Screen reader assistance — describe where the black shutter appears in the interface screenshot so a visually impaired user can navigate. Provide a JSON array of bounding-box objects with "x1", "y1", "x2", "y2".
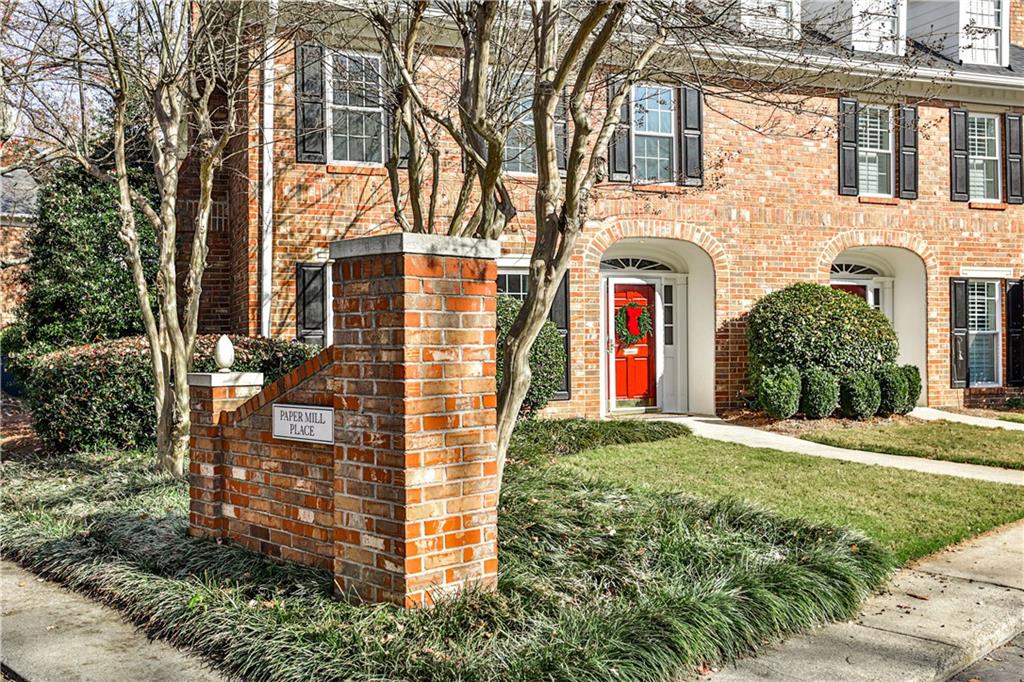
[
  {"x1": 679, "y1": 87, "x2": 704, "y2": 187},
  {"x1": 608, "y1": 79, "x2": 631, "y2": 182},
  {"x1": 950, "y1": 108, "x2": 970, "y2": 202},
  {"x1": 296, "y1": 263, "x2": 326, "y2": 347},
  {"x1": 295, "y1": 43, "x2": 326, "y2": 164},
  {"x1": 838, "y1": 97, "x2": 859, "y2": 196},
  {"x1": 1008, "y1": 279, "x2": 1024, "y2": 386},
  {"x1": 556, "y1": 88, "x2": 569, "y2": 175},
  {"x1": 950, "y1": 277, "x2": 969, "y2": 388},
  {"x1": 548, "y1": 275, "x2": 571, "y2": 400},
  {"x1": 899, "y1": 105, "x2": 919, "y2": 200},
  {"x1": 1005, "y1": 112, "x2": 1023, "y2": 204}
]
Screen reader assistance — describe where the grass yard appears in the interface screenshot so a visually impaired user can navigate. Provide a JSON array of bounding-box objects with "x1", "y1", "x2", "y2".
[
  {"x1": 1, "y1": 419, "x2": 893, "y2": 682},
  {"x1": 1000, "y1": 413, "x2": 1024, "y2": 425},
  {"x1": 561, "y1": 434, "x2": 1024, "y2": 563},
  {"x1": 797, "y1": 419, "x2": 1024, "y2": 471}
]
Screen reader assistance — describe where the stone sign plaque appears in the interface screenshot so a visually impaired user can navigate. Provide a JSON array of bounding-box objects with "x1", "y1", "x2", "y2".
[{"x1": 272, "y1": 404, "x2": 334, "y2": 445}]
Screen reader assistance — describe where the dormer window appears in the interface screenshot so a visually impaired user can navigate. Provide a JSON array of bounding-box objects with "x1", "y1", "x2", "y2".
[
  {"x1": 852, "y1": 0, "x2": 905, "y2": 55},
  {"x1": 961, "y1": 0, "x2": 1006, "y2": 66},
  {"x1": 741, "y1": 0, "x2": 798, "y2": 40}
]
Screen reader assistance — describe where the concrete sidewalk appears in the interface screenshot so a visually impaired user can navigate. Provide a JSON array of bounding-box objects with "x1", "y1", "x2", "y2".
[
  {"x1": 708, "y1": 521, "x2": 1024, "y2": 682},
  {"x1": 911, "y1": 406, "x2": 1024, "y2": 432},
  {"x1": 666, "y1": 416, "x2": 1024, "y2": 486},
  {"x1": 0, "y1": 562, "x2": 225, "y2": 682}
]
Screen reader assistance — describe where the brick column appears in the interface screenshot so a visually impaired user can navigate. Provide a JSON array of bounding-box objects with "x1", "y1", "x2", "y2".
[
  {"x1": 330, "y1": 233, "x2": 500, "y2": 607},
  {"x1": 187, "y1": 372, "x2": 264, "y2": 538}
]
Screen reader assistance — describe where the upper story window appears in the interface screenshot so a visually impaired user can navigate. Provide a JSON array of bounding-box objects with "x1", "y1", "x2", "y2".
[
  {"x1": 504, "y1": 96, "x2": 537, "y2": 175},
  {"x1": 631, "y1": 85, "x2": 676, "y2": 183},
  {"x1": 741, "y1": 0, "x2": 797, "y2": 40},
  {"x1": 858, "y1": 105, "x2": 894, "y2": 196},
  {"x1": 327, "y1": 53, "x2": 384, "y2": 165},
  {"x1": 967, "y1": 113, "x2": 1001, "y2": 201},
  {"x1": 852, "y1": 0, "x2": 904, "y2": 55},
  {"x1": 961, "y1": 0, "x2": 1004, "y2": 65}
]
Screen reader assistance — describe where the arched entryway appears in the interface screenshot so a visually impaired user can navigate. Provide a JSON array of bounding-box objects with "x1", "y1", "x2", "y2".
[
  {"x1": 599, "y1": 238, "x2": 715, "y2": 416},
  {"x1": 829, "y1": 246, "x2": 928, "y2": 404}
]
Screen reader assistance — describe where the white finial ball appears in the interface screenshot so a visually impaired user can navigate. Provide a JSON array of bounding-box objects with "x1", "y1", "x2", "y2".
[{"x1": 214, "y1": 335, "x2": 235, "y2": 372}]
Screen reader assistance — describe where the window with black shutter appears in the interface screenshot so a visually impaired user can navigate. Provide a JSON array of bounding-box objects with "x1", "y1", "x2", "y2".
[
  {"x1": 837, "y1": 97, "x2": 859, "y2": 196},
  {"x1": 1005, "y1": 112, "x2": 1023, "y2": 204},
  {"x1": 679, "y1": 86, "x2": 704, "y2": 187},
  {"x1": 1008, "y1": 279, "x2": 1024, "y2": 386},
  {"x1": 296, "y1": 263, "x2": 327, "y2": 347},
  {"x1": 950, "y1": 277, "x2": 969, "y2": 388},
  {"x1": 607, "y1": 79, "x2": 632, "y2": 182},
  {"x1": 497, "y1": 270, "x2": 571, "y2": 400},
  {"x1": 295, "y1": 43, "x2": 326, "y2": 164}
]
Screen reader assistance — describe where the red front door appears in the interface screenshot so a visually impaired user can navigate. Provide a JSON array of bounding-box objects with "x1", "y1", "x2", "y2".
[
  {"x1": 612, "y1": 283, "x2": 656, "y2": 408},
  {"x1": 832, "y1": 283, "x2": 868, "y2": 301}
]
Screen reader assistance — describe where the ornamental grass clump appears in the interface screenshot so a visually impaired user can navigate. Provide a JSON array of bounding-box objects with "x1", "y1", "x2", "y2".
[
  {"x1": 0, "y1": 419, "x2": 893, "y2": 682},
  {"x1": 840, "y1": 371, "x2": 882, "y2": 420}
]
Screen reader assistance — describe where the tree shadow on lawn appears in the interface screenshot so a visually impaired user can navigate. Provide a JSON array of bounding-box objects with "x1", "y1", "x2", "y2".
[{"x1": 2, "y1": 447, "x2": 897, "y2": 682}]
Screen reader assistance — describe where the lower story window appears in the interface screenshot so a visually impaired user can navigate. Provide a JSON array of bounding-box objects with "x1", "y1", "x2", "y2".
[{"x1": 968, "y1": 280, "x2": 1001, "y2": 384}]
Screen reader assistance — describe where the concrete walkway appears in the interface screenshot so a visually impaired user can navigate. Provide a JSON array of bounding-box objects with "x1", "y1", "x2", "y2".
[
  {"x1": 666, "y1": 416, "x2": 1024, "y2": 486},
  {"x1": 911, "y1": 406, "x2": 1024, "y2": 432},
  {"x1": 707, "y1": 521, "x2": 1024, "y2": 682},
  {"x1": 0, "y1": 561, "x2": 225, "y2": 682}
]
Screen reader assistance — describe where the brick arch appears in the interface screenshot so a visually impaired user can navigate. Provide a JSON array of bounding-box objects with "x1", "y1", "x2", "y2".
[
  {"x1": 582, "y1": 219, "x2": 729, "y2": 275},
  {"x1": 817, "y1": 230, "x2": 937, "y2": 277}
]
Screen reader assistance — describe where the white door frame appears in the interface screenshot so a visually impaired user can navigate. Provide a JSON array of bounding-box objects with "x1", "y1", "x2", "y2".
[
  {"x1": 830, "y1": 275, "x2": 895, "y2": 322},
  {"x1": 601, "y1": 275, "x2": 665, "y2": 416}
]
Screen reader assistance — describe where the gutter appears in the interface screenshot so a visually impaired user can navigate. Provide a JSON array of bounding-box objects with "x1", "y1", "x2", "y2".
[{"x1": 259, "y1": 0, "x2": 279, "y2": 338}]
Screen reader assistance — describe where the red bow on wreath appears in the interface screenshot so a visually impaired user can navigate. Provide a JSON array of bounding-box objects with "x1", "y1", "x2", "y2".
[{"x1": 615, "y1": 302, "x2": 653, "y2": 346}]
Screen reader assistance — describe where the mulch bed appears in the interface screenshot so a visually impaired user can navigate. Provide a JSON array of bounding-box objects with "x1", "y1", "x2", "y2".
[
  {"x1": 1, "y1": 393, "x2": 41, "y2": 460},
  {"x1": 722, "y1": 409, "x2": 923, "y2": 436}
]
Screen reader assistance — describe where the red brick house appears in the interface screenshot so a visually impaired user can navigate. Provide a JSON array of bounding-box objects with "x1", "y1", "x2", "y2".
[{"x1": 182, "y1": 0, "x2": 1024, "y2": 418}]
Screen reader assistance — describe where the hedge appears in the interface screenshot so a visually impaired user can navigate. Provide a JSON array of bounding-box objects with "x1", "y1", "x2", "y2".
[
  {"x1": 23, "y1": 335, "x2": 318, "y2": 452},
  {"x1": 496, "y1": 295, "x2": 566, "y2": 416},
  {"x1": 756, "y1": 364, "x2": 801, "y2": 419},
  {"x1": 747, "y1": 283, "x2": 898, "y2": 380},
  {"x1": 800, "y1": 367, "x2": 840, "y2": 419},
  {"x1": 901, "y1": 365, "x2": 922, "y2": 413},
  {"x1": 840, "y1": 371, "x2": 882, "y2": 420},
  {"x1": 875, "y1": 364, "x2": 909, "y2": 416}
]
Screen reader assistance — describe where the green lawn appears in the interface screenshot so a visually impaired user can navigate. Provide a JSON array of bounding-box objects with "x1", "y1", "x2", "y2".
[
  {"x1": 1000, "y1": 413, "x2": 1024, "y2": 425},
  {"x1": 798, "y1": 420, "x2": 1024, "y2": 470},
  {"x1": 562, "y1": 435, "x2": 1024, "y2": 563},
  {"x1": 0, "y1": 420, "x2": 894, "y2": 682}
]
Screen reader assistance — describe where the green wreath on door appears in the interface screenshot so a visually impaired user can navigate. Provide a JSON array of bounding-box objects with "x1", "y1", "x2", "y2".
[{"x1": 615, "y1": 303, "x2": 653, "y2": 346}]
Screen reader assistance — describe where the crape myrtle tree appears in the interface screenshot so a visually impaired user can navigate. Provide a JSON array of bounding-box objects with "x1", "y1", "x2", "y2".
[
  {"x1": 333, "y1": 0, "x2": 934, "y2": 481},
  {"x1": 4, "y1": 1, "x2": 297, "y2": 476}
]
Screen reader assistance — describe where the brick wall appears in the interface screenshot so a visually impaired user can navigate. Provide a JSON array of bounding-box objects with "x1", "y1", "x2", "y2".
[
  {"x1": 0, "y1": 218, "x2": 31, "y2": 329},
  {"x1": 185, "y1": 37, "x2": 1024, "y2": 416},
  {"x1": 189, "y1": 233, "x2": 500, "y2": 607}
]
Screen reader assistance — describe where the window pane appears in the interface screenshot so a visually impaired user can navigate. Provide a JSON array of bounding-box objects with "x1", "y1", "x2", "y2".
[
  {"x1": 504, "y1": 119, "x2": 537, "y2": 174},
  {"x1": 968, "y1": 333, "x2": 998, "y2": 383},
  {"x1": 634, "y1": 135, "x2": 674, "y2": 182},
  {"x1": 859, "y1": 151, "x2": 892, "y2": 194},
  {"x1": 332, "y1": 110, "x2": 382, "y2": 163},
  {"x1": 743, "y1": 0, "x2": 793, "y2": 38},
  {"x1": 497, "y1": 273, "x2": 529, "y2": 301},
  {"x1": 857, "y1": 107, "x2": 892, "y2": 195},
  {"x1": 633, "y1": 86, "x2": 674, "y2": 134},
  {"x1": 963, "y1": 0, "x2": 1001, "y2": 64},
  {"x1": 333, "y1": 55, "x2": 380, "y2": 108},
  {"x1": 966, "y1": 115, "x2": 999, "y2": 200}
]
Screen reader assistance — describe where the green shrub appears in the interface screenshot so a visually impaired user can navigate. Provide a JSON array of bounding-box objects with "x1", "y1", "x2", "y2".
[
  {"x1": 800, "y1": 367, "x2": 840, "y2": 419},
  {"x1": 900, "y1": 365, "x2": 922, "y2": 414},
  {"x1": 24, "y1": 335, "x2": 318, "y2": 452},
  {"x1": 1007, "y1": 397, "x2": 1024, "y2": 409},
  {"x1": 18, "y1": 165, "x2": 157, "y2": 350},
  {"x1": 875, "y1": 365, "x2": 909, "y2": 416},
  {"x1": 756, "y1": 364, "x2": 801, "y2": 419},
  {"x1": 496, "y1": 295, "x2": 566, "y2": 416},
  {"x1": 840, "y1": 371, "x2": 882, "y2": 420},
  {"x1": 746, "y1": 283, "x2": 898, "y2": 382}
]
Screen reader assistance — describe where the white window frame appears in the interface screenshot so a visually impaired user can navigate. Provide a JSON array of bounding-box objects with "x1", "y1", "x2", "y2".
[
  {"x1": 966, "y1": 112, "x2": 1001, "y2": 203},
  {"x1": 325, "y1": 50, "x2": 385, "y2": 167},
  {"x1": 630, "y1": 83, "x2": 677, "y2": 185},
  {"x1": 496, "y1": 267, "x2": 530, "y2": 301},
  {"x1": 740, "y1": 0, "x2": 800, "y2": 40},
  {"x1": 960, "y1": 0, "x2": 1008, "y2": 67},
  {"x1": 851, "y1": 0, "x2": 906, "y2": 56},
  {"x1": 967, "y1": 279, "x2": 1002, "y2": 387},
  {"x1": 857, "y1": 105, "x2": 895, "y2": 198}
]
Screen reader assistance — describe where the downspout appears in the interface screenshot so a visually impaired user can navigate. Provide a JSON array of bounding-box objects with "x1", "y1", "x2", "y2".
[{"x1": 259, "y1": 0, "x2": 279, "y2": 337}]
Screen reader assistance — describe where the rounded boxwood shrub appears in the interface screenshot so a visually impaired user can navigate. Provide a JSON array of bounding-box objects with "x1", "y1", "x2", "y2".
[
  {"x1": 747, "y1": 283, "x2": 898, "y2": 379},
  {"x1": 756, "y1": 364, "x2": 801, "y2": 419},
  {"x1": 800, "y1": 366, "x2": 840, "y2": 419},
  {"x1": 840, "y1": 371, "x2": 882, "y2": 420},
  {"x1": 900, "y1": 365, "x2": 922, "y2": 414},
  {"x1": 496, "y1": 295, "x2": 566, "y2": 416},
  {"x1": 23, "y1": 335, "x2": 318, "y2": 452},
  {"x1": 875, "y1": 364, "x2": 909, "y2": 416}
]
